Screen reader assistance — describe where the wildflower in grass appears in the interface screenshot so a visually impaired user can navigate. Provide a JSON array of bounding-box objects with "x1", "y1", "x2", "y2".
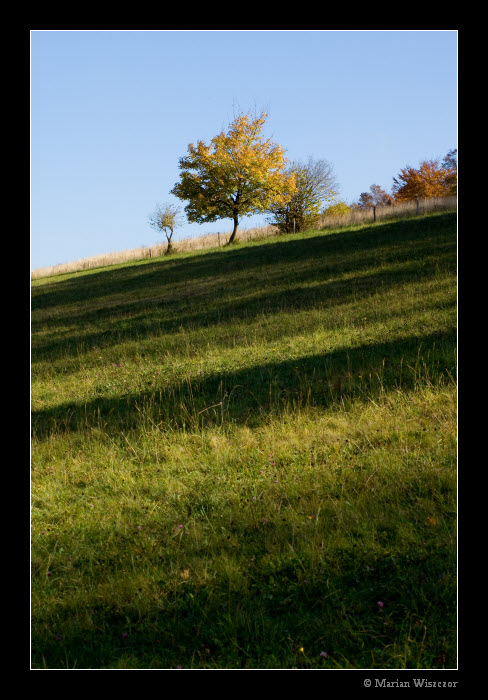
[
  {"x1": 41, "y1": 531, "x2": 47, "y2": 535},
  {"x1": 377, "y1": 601, "x2": 384, "y2": 608},
  {"x1": 122, "y1": 632, "x2": 128, "y2": 638},
  {"x1": 299, "y1": 647, "x2": 304, "y2": 653},
  {"x1": 428, "y1": 517, "x2": 437, "y2": 526},
  {"x1": 137, "y1": 525, "x2": 141, "y2": 530},
  {"x1": 320, "y1": 651, "x2": 328, "y2": 658},
  {"x1": 47, "y1": 571, "x2": 52, "y2": 577},
  {"x1": 263, "y1": 518, "x2": 269, "y2": 523}
]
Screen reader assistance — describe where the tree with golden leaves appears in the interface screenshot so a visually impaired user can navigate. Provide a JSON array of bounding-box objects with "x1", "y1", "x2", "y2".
[{"x1": 171, "y1": 111, "x2": 296, "y2": 244}]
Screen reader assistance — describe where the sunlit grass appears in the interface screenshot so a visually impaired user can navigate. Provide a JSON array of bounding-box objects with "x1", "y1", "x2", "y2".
[{"x1": 31, "y1": 212, "x2": 457, "y2": 669}]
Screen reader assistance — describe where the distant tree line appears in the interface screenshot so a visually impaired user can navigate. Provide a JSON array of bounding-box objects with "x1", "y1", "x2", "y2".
[
  {"x1": 150, "y1": 110, "x2": 457, "y2": 250},
  {"x1": 346, "y1": 149, "x2": 457, "y2": 215}
]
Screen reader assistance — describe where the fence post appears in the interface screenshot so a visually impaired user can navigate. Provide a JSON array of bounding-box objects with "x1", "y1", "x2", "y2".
[
  {"x1": 416, "y1": 198, "x2": 419, "y2": 215},
  {"x1": 373, "y1": 205, "x2": 376, "y2": 222},
  {"x1": 149, "y1": 248, "x2": 152, "y2": 258},
  {"x1": 293, "y1": 217, "x2": 296, "y2": 234},
  {"x1": 218, "y1": 232, "x2": 220, "y2": 247}
]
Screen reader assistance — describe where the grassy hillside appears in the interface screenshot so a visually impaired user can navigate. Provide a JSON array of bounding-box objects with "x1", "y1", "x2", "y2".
[{"x1": 31, "y1": 212, "x2": 457, "y2": 669}]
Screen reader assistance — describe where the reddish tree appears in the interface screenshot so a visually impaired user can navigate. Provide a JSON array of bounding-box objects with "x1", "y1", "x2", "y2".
[
  {"x1": 357, "y1": 184, "x2": 393, "y2": 209},
  {"x1": 392, "y1": 157, "x2": 454, "y2": 202}
]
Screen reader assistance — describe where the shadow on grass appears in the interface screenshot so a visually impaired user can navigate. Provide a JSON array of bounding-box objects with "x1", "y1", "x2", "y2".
[
  {"x1": 31, "y1": 214, "x2": 457, "y2": 669},
  {"x1": 31, "y1": 519, "x2": 456, "y2": 669},
  {"x1": 31, "y1": 215, "x2": 456, "y2": 364},
  {"x1": 32, "y1": 258, "x2": 455, "y2": 365},
  {"x1": 32, "y1": 213, "x2": 456, "y2": 312},
  {"x1": 32, "y1": 329, "x2": 456, "y2": 440}
]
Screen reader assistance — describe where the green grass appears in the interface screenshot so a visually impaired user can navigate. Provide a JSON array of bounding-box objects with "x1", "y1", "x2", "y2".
[{"x1": 31, "y1": 212, "x2": 457, "y2": 669}]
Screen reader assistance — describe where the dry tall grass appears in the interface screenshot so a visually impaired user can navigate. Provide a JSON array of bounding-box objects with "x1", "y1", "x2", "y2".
[
  {"x1": 30, "y1": 225, "x2": 279, "y2": 281},
  {"x1": 317, "y1": 195, "x2": 457, "y2": 230},
  {"x1": 31, "y1": 196, "x2": 456, "y2": 281}
]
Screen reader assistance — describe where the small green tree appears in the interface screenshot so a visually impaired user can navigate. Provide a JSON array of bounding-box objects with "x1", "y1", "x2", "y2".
[
  {"x1": 267, "y1": 157, "x2": 338, "y2": 234},
  {"x1": 148, "y1": 202, "x2": 183, "y2": 255}
]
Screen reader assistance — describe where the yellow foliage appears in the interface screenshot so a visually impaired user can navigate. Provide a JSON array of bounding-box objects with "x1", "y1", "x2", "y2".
[
  {"x1": 171, "y1": 111, "x2": 296, "y2": 242},
  {"x1": 322, "y1": 201, "x2": 350, "y2": 217}
]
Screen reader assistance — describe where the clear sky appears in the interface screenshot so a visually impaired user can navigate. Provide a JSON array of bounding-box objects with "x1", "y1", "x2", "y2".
[{"x1": 30, "y1": 29, "x2": 457, "y2": 270}]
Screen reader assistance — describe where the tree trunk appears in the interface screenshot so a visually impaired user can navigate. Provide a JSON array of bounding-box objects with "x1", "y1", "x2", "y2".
[
  {"x1": 165, "y1": 231, "x2": 174, "y2": 255},
  {"x1": 227, "y1": 216, "x2": 239, "y2": 244}
]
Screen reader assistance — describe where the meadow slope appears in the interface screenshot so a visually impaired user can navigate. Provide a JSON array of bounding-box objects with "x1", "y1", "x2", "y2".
[{"x1": 31, "y1": 212, "x2": 457, "y2": 669}]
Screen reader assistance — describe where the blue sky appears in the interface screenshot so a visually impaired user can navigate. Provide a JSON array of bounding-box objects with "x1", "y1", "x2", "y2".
[{"x1": 30, "y1": 30, "x2": 457, "y2": 270}]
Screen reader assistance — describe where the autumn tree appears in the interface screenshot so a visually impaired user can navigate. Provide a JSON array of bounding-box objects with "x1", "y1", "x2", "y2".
[
  {"x1": 170, "y1": 111, "x2": 296, "y2": 244},
  {"x1": 148, "y1": 202, "x2": 183, "y2": 254},
  {"x1": 357, "y1": 191, "x2": 374, "y2": 209},
  {"x1": 267, "y1": 157, "x2": 338, "y2": 234},
  {"x1": 357, "y1": 184, "x2": 393, "y2": 209},
  {"x1": 392, "y1": 152, "x2": 457, "y2": 202}
]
